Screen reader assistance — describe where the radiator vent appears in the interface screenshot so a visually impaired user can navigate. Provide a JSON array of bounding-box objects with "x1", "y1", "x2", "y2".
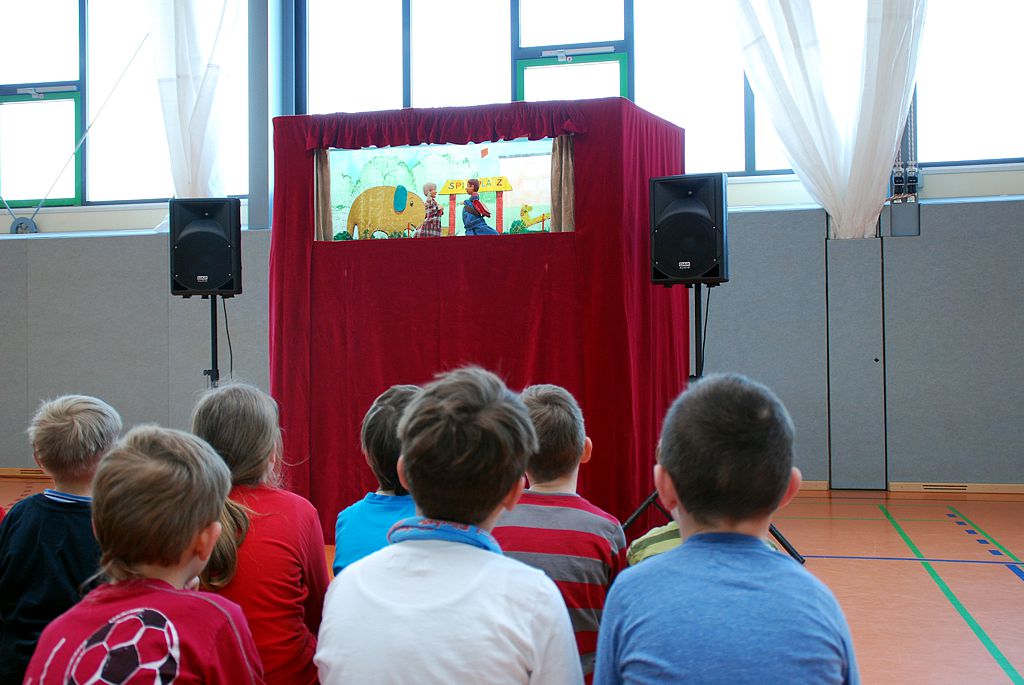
[{"x1": 921, "y1": 483, "x2": 968, "y2": 491}]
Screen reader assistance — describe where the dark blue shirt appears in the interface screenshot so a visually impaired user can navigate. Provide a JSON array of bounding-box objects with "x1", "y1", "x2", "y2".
[{"x1": 0, "y1": 492, "x2": 101, "y2": 683}]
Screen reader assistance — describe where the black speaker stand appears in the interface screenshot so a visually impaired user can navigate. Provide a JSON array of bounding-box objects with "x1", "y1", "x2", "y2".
[
  {"x1": 203, "y1": 294, "x2": 220, "y2": 387},
  {"x1": 623, "y1": 490, "x2": 804, "y2": 564},
  {"x1": 623, "y1": 281, "x2": 804, "y2": 564}
]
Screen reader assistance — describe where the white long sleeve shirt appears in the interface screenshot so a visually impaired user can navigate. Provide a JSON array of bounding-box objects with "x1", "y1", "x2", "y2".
[{"x1": 316, "y1": 539, "x2": 583, "y2": 685}]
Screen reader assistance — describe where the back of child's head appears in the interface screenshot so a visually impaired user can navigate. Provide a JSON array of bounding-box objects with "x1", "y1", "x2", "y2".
[
  {"x1": 92, "y1": 425, "x2": 230, "y2": 582},
  {"x1": 189, "y1": 383, "x2": 281, "y2": 588},
  {"x1": 519, "y1": 384, "x2": 586, "y2": 483},
  {"x1": 361, "y1": 385, "x2": 420, "y2": 496},
  {"x1": 28, "y1": 395, "x2": 122, "y2": 482},
  {"x1": 190, "y1": 382, "x2": 280, "y2": 487},
  {"x1": 658, "y1": 373, "x2": 794, "y2": 526},
  {"x1": 397, "y1": 366, "x2": 537, "y2": 525},
  {"x1": 467, "y1": 178, "x2": 480, "y2": 192}
]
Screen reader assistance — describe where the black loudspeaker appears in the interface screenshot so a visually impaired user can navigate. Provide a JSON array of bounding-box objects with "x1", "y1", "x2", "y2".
[
  {"x1": 170, "y1": 198, "x2": 242, "y2": 297},
  {"x1": 650, "y1": 173, "x2": 728, "y2": 286}
]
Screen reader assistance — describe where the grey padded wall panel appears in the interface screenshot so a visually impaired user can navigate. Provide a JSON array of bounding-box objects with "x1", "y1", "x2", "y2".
[
  {"x1": 168, "y1": 230, "x2": 271, "y2": 430},
  {"x1": 703, "y1": 208, "x2": 829, "y2": 481},
  {"x1": 827, "y1": 237, "x2": 887, "y2": 489},
  {"x1": 26, "y1": 235, "x2": 172, "y2": 434},
  {"x1": 0, "y1": 240, "x2": 29, "y2": 465},
  {"x1": 884, "y1": 200, "x2": 1024, "y2": 483},
  {"x1": 0, "y1": 230, "x2": 271, "y2": 468}
]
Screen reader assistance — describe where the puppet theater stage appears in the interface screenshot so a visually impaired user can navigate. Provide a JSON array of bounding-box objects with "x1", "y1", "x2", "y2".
[{"x1": 269, "y1": 97, "x2": 689, "y2": 540}]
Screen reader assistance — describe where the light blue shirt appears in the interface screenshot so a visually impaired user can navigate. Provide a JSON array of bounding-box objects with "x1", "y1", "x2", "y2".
[
  {"x1": 595, "y1": 532, "x2": 859, "y2": 685},
  {"x1": 332, "y1": 492, "x2": 416, "y2": 574}
]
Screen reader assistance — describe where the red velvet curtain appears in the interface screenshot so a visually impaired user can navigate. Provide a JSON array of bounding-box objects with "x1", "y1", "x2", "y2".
[{"x1": 270, "y1": 98, "x2": 688, "y2": 542}]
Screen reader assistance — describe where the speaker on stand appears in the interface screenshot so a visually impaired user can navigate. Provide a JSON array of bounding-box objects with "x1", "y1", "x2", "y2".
[
  {"x1": 169, "y1": 198, "x2": 242, "y2": 387},
  {"x1": 635, "y1": 173, "x2": 802, "y2": 562}
]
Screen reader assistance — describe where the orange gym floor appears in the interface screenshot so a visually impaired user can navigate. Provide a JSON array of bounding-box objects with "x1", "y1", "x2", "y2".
[{"x1": 3, "y1": 477, "x2": 1022, "y2": 684}]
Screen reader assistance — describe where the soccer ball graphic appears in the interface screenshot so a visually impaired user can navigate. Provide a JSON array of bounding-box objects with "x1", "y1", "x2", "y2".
[{"x1": 65, "y1": 608, "x2": 180, "y2": 684}]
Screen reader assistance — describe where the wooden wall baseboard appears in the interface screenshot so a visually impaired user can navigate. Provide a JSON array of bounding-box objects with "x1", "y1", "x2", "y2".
[
  {"x1": 889, "y1": 482, "x2": 1024, "y2": 494},
  {"x1": 800, "y1": 480, "x2": 829, "y2": 491},
  {"x1": 0, "y1": 467, "x2": 49, "y2": 480}
]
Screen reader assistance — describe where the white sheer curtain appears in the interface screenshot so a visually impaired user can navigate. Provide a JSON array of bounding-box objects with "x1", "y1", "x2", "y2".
[
  {"x1": 735, "y1": 0, "x2": 927, "y2": 239},
  {"x1": 151, "y1": 0, "x2": 241, "y2": 199}
]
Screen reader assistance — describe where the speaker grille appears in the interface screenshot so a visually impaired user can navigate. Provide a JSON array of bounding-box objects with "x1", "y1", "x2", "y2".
[
  {"x1": 174, "y1": 220, "x2": 234, "y2": 291},
  {"x1": 653, "y1": 198, "x2": 717, "y2": 279}
]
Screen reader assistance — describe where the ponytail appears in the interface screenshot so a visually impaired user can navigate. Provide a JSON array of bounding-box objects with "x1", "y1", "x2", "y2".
[{"x1": 200, "y1": 498, "x2": 251, "y2": 589}]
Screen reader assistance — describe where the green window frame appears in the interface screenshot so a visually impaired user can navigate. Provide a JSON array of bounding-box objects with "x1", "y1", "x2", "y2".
[
  {"x1": 0, "y1": 92, "x2": 83, "y2": 209},
  {"x1": 514, "y1": 53, "x2": 629, "y2": 101}
]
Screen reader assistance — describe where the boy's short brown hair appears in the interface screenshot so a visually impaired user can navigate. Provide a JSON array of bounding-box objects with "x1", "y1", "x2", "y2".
[
  {"x1": 397, "y1": 367, "x2": 537, "y2": 525},
  {"x1": 658, "y1": 373, "x2": 794, "y2": 526},
  {"x1": 27, "y1": 395, "x2": 122, "y2": 481},
  {"x1": 466, "y1": 178, "x2": 480, "y2": 192},
  {"x1": 92, "y1": 425, "x2": 231, "y2": 581},
  {"x1": 361, "y1": 385, "x2": 420, "y2": 496},
  {"x1": 519, "y1": 384, "x2": 586, "y2": 483}
]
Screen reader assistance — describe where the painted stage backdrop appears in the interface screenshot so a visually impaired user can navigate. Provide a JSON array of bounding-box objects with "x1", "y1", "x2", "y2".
[{"x1": 325, "y1": 138, "x2": 554, "y2": 239}]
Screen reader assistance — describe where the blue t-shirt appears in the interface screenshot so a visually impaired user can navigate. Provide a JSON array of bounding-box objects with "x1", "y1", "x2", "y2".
[
  {"x1": 333, "y1": 493, "x2": 417, "y2": 574},
  {"x1": 594, "y1": 532, "x2": 859, "y2": 685}
]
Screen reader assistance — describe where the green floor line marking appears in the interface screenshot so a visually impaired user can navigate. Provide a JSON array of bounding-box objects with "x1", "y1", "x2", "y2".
[
  {"x1": 948, "y1": 506, "x2": 1021, "y2": 562},
  {"x1": 880, "y1": 505, "x2": 1022, "y2": 684}
]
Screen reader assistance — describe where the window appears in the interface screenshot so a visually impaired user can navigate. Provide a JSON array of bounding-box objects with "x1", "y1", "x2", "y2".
[
  {"x1": 0, "y1": 95, "x2": 81, "y2": 207},
  {"x1": 915, "y1": 0, "x2": 1024, "y2": 164},
  {"x1": 518, "y1": 0, "x2": 624, "y2": 47},
  {"x1": 634, "y1": 1, "x2": 745, "y2": 173},
  {"x1": 518, "y1": 54, "x2": 627, "y2": 102},
  {"x1": 0, "y1": 0, "x2": 249, "y2": 211},
  {"x1": 307, "y1": 1, "x2": 403, "y2": 114},
  {"x1": 410, "y1": 0, "x2": 511, "y2": 108}
]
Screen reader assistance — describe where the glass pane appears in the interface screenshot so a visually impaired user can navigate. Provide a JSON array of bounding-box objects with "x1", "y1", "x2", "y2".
[
  {"x1": 754, "y1": 99, "x2": 790, "y2": 171},
  {"x1": 411, "y1": 0, "x2": 510, "y2": 107},
  {"x1": 522, "y1": 59, "x2": 622, "y2": 102},
  {"x1": 0, "y1": 99, "x2": 76, "y2": 201},
  {"x1": 308, "y1": 0, "x2": 403, "y2": 114},
  {"x1": 519, "y1": 0, "x2": 623, "y2": 47},
  {"x1": 916, "y1": 0, "x2": 1024, "y2": 162},
  {"x1": 87, "y1": 1, "x2": 248, "y2": 201},
  {"x1": 634, "y1": 0, "x2": 744, "y2": 173},
  {"x1": 0, "y1": 0, "x2": 79, "y2": 84}
]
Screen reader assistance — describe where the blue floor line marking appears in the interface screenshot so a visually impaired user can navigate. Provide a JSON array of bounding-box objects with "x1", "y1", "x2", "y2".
[
  {"x1": 978, "y1": 539, "x2": 990, "y2": 545},
  {"x1": 990, "y1": 550, "x2": 1004, "y2": 556},
  {"x1": 966, "y1": 529, "x2": 977, "y2": 534},
  {"x1": 1008, "y1": 565, "x2": 1024, "y2": 583},
  {"x1": 947, "y1": 513, "x2": 958, "y2": 517},
  {"x1": 805, "y1": 554, "x2": 1024, "y2": 565},
  {"x1": 956, "y1": 521, "x2": 967, "y2": 526}
]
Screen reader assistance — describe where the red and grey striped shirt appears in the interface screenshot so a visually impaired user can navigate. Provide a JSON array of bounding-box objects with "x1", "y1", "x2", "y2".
[{"x1": 492, "y1": 491, "x2": 626, "y2": 682}]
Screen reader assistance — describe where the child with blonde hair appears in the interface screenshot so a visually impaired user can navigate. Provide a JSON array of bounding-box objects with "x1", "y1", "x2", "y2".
[
  {"x1": 23, "y1": 425, "x2": 264, "y2": 684},
  {"x1": 192, "y1": 383, "x2": 329, "y2": 685},
  {"x1": 0, "y1": 395, "x2": 121, "y2": 684},
  {"x1": 332, "y1": 384, "x2": 419, "y2": 574}
]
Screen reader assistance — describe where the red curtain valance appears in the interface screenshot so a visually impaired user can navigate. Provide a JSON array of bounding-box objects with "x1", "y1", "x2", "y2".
[{"x1": 299, "y1": 100, "x2": 588, "y2": 150}]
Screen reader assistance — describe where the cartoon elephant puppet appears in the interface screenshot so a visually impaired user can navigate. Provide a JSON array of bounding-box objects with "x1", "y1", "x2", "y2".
[{"x1": 346, "y1": 185, "x2": 426, "y2": 238}]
